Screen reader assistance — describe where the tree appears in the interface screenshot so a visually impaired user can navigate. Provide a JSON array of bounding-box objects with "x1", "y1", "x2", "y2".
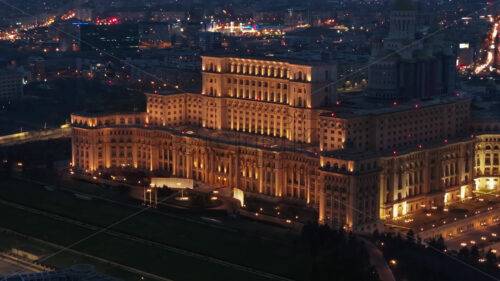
[
  {"x1": 406, "y1": 229, "x2": 415, "y2": 246},
  {"x1": 436, "y1": 236, "x2": 447, "y2": 251},
  {"x1": 429, "y1": 235, "x2": 447, "y2": 251},
  {"x1": 470, "y1": 245, "x2": 480, "y2": 262},
  {"x1": 458, "y1": 247, "x2": 470, "y2": 259},
  {"x1": 486, "y1": 249, "x2": 497, "y2": 265}
]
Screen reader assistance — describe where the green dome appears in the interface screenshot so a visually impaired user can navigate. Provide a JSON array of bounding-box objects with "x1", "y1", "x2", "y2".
[{"x1": 393, "y1": 0, "x2": 415, "y2": 11}]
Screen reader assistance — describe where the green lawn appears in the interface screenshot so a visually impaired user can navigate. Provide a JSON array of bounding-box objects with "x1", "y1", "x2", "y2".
[
  {"x1": 0, "y1": 178, "x2": 311, "y2": 280},
  {"x1": 0, "y1": 231, "x2": 143, "y2": 281}
]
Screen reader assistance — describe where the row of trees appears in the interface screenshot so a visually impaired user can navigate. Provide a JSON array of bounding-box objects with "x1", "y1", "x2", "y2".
[
  {"x1": 374, "y1": 230, "x2": 452, "y2": 281},
  {"x1": 301, "y1": 222, "x2": 379, "y2": 281},
  {"x1": 375, "y1": 229, "x2": 500, "y2": 281},
  {"x1": 0, "y1": 139, "x2": 71, "y2": 181}
]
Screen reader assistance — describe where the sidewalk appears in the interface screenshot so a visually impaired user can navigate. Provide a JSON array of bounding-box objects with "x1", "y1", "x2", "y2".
[{"x1": 360, "y1": 237, "x2": 396, "y2": 281}]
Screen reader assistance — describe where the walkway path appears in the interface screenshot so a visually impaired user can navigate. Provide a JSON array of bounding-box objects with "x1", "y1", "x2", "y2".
[{"x1": 360, "y1": 237, "x2": 396, "y2": 281}]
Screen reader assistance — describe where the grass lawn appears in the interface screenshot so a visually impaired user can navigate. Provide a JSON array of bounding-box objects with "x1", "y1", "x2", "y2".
[
  {"x1": 0, "y1": 201, "x2": 279, "y2": 281},
  {"x1": 0, "y1": 231, "x2": 143, "y2": 281},
  {"x1": 0, "y1": 178, "x2": 311, "y2": 280}
]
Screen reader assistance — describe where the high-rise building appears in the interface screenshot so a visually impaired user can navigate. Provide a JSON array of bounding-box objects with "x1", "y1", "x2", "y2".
[
  {"x1": 75, "y1": 6, "x2": 93, "y2": 22},
  {"x1": 0, "y1": 69, "x2": 23, "y2": 104},
  {"x1": 367, "y1": 0, "x2": 456, "y2": 100},
  {"x1": 457, "y1": 43, "x2": 474, "y2": 68},
  {"x1": 197, "y1": 31, "x2": 222, "y2": 52},
  {"x1": 80, "y1": 23, "x2": 139, "y2": 52}
]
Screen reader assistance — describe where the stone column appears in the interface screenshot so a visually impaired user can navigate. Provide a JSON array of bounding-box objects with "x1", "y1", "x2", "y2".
[
  {"x1": 186, "y1": 150, "x2": 192, "y2": 179},
  {"x1": 172, "y1": 144, "x2": 178, "y2": 176},
  {"x1": 306, "y1": 170, "x2": 311, "y2": 204},
  {"x1": 210, "y1": 150, "x2": 216, "y2": 184},
  {"x1": 258, "y1": 151, "x2": 264, "y2": 193},
  {"x1": 318, "y1": 175, "x2": 326, "y2": 224},
  {"x1": 347, "y1": 176, "x2": 356, "y2": 229},
  {"x1": 203, "y1": 151, "x2": 208, "y2": 182},
  {"x1": 379, "y1": 173, "x2": 386, "y2": 218},
  {"x1": 275, "y1": 158, "x2": 282, "y2": 196}
]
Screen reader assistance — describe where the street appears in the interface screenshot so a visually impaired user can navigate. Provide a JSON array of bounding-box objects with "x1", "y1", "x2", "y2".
[{"x1": 446, "y1": 224, "x2": 500, "y2": 251}]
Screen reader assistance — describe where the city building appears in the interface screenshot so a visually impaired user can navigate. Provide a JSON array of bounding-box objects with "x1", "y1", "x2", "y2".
[
  {"x1": 139, "y1": 22, "x2": 174, "y2": 45},
  {"x1": 80, "y1": 23, "x2": 139, "y2": 52},
  {"x1": 367, "y1": 0, "x2": 456, "y2": 100},
  {"x1": 0, "y1": 69, "x2": 24, "y2": 104},
  {"x1": 27, "y1": 56, "x2": 46, "y2": 82},
  {"x1": 71, "y1": 52, "x2": 493, "y2": 233},
  {"x1": 74, "y1": 5, "x2": 93, "y2": 22},
  {"x1": 457, "y1": 43, "x2": 474, "y2": 68},
  {"x1": 69, "y1": 1, "x2": 500, "y2": 233},
  {"x1": 285, "y1": 8, "x2": 310, "y2": 26},
  {"x1": 197, "y1": 31, "x2": 222, "y2": 52}
]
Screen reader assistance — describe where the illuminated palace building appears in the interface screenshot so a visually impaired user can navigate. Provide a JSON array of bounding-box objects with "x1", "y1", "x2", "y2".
[
  {"x1": 71, "y1": 2, "x2": 500, "y2": 232},
  {"x1": 71, "y1": 53, "x2": 500, "y2": 232}
]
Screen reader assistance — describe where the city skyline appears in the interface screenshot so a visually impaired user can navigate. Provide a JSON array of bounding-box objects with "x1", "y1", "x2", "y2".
[{"x1": 1, "y1": 0, "x2": 500, "y2": 281}]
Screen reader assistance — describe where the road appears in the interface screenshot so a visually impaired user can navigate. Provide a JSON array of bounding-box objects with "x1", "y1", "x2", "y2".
[
  {"x1": 0, "y1": 258, "x2": 37, "y2": 275},
  {"x1": 360, "y1": 238, "x2": 396, "y2": 281},
  {"x1": 475, "y1": 15, "x2": 500, "y2": 75},
  {"x1": 0, "y1": 127, "x2": 70, "y2": 147},
  {"x1": 446, "y1": 224, "x2": 500, "y2": 251}
]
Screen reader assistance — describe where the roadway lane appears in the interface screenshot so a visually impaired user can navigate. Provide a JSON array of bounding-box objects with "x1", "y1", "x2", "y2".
[
  {"x1": 360, "y1": 238, "x2": 396, "y2": 281},
  {"x1": 446, "y1": 224, "x2": 500, "y2": 251},
  {"x1": 0, "y1": 128, "x2": 70, "y2": 147},
  {"x1": 0, "y1": 258, "x2": 36, "y2": 275}
]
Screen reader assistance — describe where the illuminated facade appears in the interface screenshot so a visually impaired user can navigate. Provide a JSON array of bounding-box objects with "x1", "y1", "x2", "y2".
[{"x1": 71, "y1": 54, "x2": 500, "y2": 233}]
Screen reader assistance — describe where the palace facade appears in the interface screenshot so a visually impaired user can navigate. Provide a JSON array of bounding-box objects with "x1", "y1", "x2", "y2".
[{"x1": 71, "y1": 53, "x2": 500, "y2": 233}]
